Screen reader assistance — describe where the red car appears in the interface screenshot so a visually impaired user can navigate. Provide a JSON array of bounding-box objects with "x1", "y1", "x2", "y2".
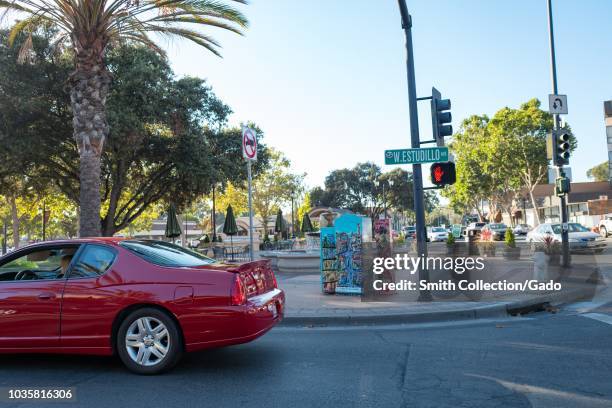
[{"x1": 0, "y1": 238, "x2": 284, "y2": 374}]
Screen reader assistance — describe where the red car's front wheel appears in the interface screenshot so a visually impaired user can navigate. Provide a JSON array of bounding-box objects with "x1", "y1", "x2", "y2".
[{"x1": 117, "y1": 308, "x2": 183, "y2": 375}]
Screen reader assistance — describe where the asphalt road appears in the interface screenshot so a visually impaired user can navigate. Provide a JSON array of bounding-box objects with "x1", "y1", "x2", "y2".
[{"x1": 1, "y1": 299, "x2": 612, "y2": 408}]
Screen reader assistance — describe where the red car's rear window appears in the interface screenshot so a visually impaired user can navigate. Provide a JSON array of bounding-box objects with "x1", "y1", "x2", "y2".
[{"x1": 120, "y1": 240, "x2": 214, "y2": 267}]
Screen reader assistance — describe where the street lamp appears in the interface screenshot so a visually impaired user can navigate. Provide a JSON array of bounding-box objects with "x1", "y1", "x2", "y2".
[
  {"x1": 290, "y1": 191, "x2": 295, "y2": 239},
  {"x1": 375, "y1": 179, "x2": 394, "y2": 220},
  {"x1": 211, "y1": 184, "x2": 217, "y2": 242}
]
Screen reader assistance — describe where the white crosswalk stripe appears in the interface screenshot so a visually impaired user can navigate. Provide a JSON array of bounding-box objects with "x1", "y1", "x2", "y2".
[{"x1": 581, "y1": 313, "x2": 612, "y2": 326}]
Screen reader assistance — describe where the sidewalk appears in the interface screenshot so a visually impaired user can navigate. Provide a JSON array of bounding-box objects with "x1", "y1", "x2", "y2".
[{"x1": 277, "y1": 272, "x2": 606, "y2": 327}]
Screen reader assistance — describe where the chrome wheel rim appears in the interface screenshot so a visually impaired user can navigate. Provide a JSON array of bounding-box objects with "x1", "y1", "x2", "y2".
[{"x1": 125, "y1": 317, "x2": 170, "y2": 367}]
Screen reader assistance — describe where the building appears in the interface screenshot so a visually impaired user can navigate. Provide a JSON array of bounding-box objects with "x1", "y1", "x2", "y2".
[{"x1": 516, "y1": 181, "x2": 612, "y2": 228}]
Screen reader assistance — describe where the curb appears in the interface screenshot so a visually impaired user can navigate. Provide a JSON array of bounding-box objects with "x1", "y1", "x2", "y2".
[{"x1": 279, "y1": 286, "x2": 598, "y2": 328}]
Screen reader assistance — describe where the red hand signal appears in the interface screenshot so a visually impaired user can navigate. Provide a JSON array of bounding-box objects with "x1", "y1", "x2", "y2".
[{"x1": 433, "y1": 165, "x2": 444, "y2": 182}]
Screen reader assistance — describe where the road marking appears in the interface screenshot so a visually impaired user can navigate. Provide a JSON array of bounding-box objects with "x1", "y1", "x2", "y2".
[
  {"x1": 581, "y1": 313, "x2": 612, "y2": 326},
  {"x1": 565, "y1": 299, "x2": 612, "y2": 313}
]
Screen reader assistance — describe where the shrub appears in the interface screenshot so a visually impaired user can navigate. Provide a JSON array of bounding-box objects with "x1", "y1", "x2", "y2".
[
  {"x1": 202, "y1": 235, "x2": 210, "y2": 244},
  {"x1": 504, "y1": 229, "x2": 516, "y2": 248},
  {"x1": 446, "y1": 233, "x2": 456, "y2": 246},
  {"x1": 217, "y1": 235, "x2": 223, "y2": 243}
]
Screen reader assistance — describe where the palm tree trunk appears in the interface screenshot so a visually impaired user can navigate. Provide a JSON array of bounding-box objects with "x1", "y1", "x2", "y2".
[{"x1": 70, "y1": 52, "x2": 111, "y2": 237}]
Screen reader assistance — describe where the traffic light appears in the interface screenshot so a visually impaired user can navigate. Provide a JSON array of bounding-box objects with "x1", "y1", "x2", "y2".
[
  {"x1": 430, "y1": 162, "x2": 456, "y2": 186},
  {"x1": 431, "y1": 87, "x2": 452, "y2": 147},
  {"x1": 554, "y1": 129, "x2": 571, "y2": 166},
  {"x1": 548, "y1": 129, "x2": 571, "y2": 166}
]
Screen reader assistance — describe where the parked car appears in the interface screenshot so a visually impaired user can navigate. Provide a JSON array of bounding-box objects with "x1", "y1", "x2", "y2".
[
  {"x1": 427, "y1": 226, "x2": 448, "y2": 242},
  {"x1": 527, "y1": 222, "x2": 606, "y2": 253},
  {"x1": 464, "y1": 222, "x2": 486, "y2": 241},
  {"x1": 598, "y1": 215, "x2": 612, "y2": 237},
  {"x1": 513, "y1": 223, "x2": 532, "y2": 235},
  {"x1": 482, "y1": 223, "x2": 508, "y2": 241},
  {"x1": 0, "y1": 238, "x2": 284, "y2": 374},
  {"x1": 403, "y1": 226, "x2": 416, "y2": 239}
]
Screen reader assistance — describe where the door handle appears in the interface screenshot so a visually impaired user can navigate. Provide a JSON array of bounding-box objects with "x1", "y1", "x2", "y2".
[{"x1": 38, "y1": 292, "x2": 56, "y2": 300}]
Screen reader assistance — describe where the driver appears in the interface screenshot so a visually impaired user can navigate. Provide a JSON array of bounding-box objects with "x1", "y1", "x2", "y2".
[{"x1": 57, "y1": 255, "x2": 73, "y2": 279}]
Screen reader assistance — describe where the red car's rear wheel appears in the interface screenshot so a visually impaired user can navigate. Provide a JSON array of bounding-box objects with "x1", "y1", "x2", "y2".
[{"x1": 117, "y1": 308, "x2": 183, "y2": 375}]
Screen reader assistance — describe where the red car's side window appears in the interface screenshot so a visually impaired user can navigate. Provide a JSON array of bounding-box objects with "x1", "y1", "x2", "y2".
[{"x1": 69, "y1": 245, "x2": 117, "y2": 279}]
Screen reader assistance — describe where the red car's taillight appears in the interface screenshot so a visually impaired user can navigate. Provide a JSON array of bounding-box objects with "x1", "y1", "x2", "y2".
[{"x1": 230, "y1": 274, "x2": 246, "y2": 305}]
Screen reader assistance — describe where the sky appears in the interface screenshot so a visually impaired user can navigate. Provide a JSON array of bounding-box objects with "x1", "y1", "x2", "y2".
[{"x1": 163, "y1": 0, "x2": 612, "y2": 190}]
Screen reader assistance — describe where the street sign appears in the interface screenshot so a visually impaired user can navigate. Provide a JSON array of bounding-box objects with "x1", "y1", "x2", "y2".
[
  {"x1": 242, "y1": 127, "x2": 258, "y2": 161},
  {"x1": 451, "y1": 224, "x2": 462, "y2": 239},
  {"x1": 549, "y1": 94, "x2": 568, "y2": 115},
  {"x1": 385, "y1": 147, "x2": 449, "y2": 165}
]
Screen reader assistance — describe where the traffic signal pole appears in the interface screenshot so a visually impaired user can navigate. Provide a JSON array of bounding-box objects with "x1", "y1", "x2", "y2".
[
  {"x1": 547, "y1": 0, "x2": 570, "y2": 267},
  {"x1": 397, "y1": 0, "x2": 431, "y2": 301}
]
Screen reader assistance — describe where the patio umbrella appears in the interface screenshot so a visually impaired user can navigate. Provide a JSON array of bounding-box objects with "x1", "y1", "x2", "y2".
[
  {"x1": 274, "y1": 209, "x2": 285, "y2": 237},
  {"x1": 301, "y1": 213, "x2": 314, "y2": 233},
  {"x1": 223, "y1": 205, "x2": 238, "y2": 260},
  {"x1": 165, "y1": 204, "x2": 181, "y2": 240}
]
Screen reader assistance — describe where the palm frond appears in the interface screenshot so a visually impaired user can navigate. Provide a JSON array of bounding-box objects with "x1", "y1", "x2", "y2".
[{"x1": 1, "y1": 0, "x2": 248, "y2": 59}]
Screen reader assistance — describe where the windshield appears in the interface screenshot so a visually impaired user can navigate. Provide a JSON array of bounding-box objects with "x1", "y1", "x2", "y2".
[
  {"x1": 431, "y1": 227, "x2": 445, "y2": 232},
  {"x1": 120, "y1": 240, "x2": 214, "y2": 267},
  {"x1": 489, "y1": 224, "x2": 506, "y2": 230},
  {"x1": 551, "y1": 223, "x2": 590, "y2": 234}
]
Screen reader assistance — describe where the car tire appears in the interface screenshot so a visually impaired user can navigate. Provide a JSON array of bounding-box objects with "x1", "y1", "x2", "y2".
[
  {"x1": 600, "y1": 226, "x2": 607, "y2": 238},
  {"x1": 116, "y1": 308, "x2": 183, "y2": 375}
]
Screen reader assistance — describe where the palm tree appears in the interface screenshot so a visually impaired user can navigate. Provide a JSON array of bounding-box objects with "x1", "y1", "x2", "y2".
[{"x1": 1, "y1": 0, "x2": 248, "y2": 236}]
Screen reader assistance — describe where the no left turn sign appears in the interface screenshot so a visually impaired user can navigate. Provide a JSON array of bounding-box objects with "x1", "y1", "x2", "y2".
[{"x1": 242, "y1": 127, "x2": 257, "y2": 161}]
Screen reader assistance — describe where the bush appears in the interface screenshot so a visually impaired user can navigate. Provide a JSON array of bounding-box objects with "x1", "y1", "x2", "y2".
[
  {"x1": 395, "y1": 234, "x2": 406, "y2": 244},
  {"x1": 504, "y1": 229, "x2": 516, "y2": 248},
  {"x1": 217, "y1": 235, "x2": 223, "y2": 243},
  {"x1": 202, "y1": 235, "x2": 210, "y2": 244},
  {"x1": 446, "y1": 233, "x2": 455, "y2": 246}
]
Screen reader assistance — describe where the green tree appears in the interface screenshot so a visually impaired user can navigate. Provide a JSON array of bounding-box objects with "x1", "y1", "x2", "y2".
[
  {"x1": 312, "y1": 163, "x2": 437, "y2": 221},
  {"x1": 487, "y1": 99, "x2": 559, "y2": 225},
  {"x1": 0, "y1": 37, "x2": 267, "y2": 236},
  {"x1": 443, "y1": 115, "x2": 492, "y2": 221},
  {"x1": 252, "y1": 149, "x2": 304, "y2": 237},
  {"x1": 587, "y1": 161, "x2": 608, "y2": 182},
  {"x1": 2, "y1": 0, "x2": 248, "y2": 237},
  {"x1": 216, "y1": 183, "x2": 248, "y2": 217},
  {"x1": 445, "y1": 99, "x2": 575, "y2": 225}
]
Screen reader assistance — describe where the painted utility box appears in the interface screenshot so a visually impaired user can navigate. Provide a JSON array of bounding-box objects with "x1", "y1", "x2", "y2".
[{"x1": 320, "y1": 214, "x2": 364, "y2": 295}]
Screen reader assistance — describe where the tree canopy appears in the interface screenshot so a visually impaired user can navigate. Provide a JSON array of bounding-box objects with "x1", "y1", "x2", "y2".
[
  {"x1": 443, "y1": 99, "x2": 576, "y2": 224},
  {"x1": 0, "y1": 32, "x2": 268, "y2": 237},
  {"x1": 310, "y1": 163, "x2": 437, "y2": 221},
  {"x1": 587, "y1": 162, "x2": 608, "y2": 182}
]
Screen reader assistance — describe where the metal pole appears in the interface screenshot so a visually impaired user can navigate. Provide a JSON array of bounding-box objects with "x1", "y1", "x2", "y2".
[
  {"x1": 383, "y1": 184, "x2": 387, "y2": 219},
  {"x1": 1, "y1": 219, "x2": 6, "y2": 255},
  {"x1": 398, "y1": 0, "x2": 431, "y2": 300},
  {"x1": 547, "y1": 0, "x2": 570, "y2": 267},
  {"x1": 211, "y1": 185, "x2": 216, "y2": 241},
  {"x1": 42, "y1": 201, "x2": 46, "y2": 241},
  {"x1": 291, "y1": 194, "x2": 295, "y2": 238},
  {"x1": 184, "y1": 215, "x2": 188, "y2": 247},
  {"x1": 247, "y1": 161, "x2": 254, "y2": 261}
]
